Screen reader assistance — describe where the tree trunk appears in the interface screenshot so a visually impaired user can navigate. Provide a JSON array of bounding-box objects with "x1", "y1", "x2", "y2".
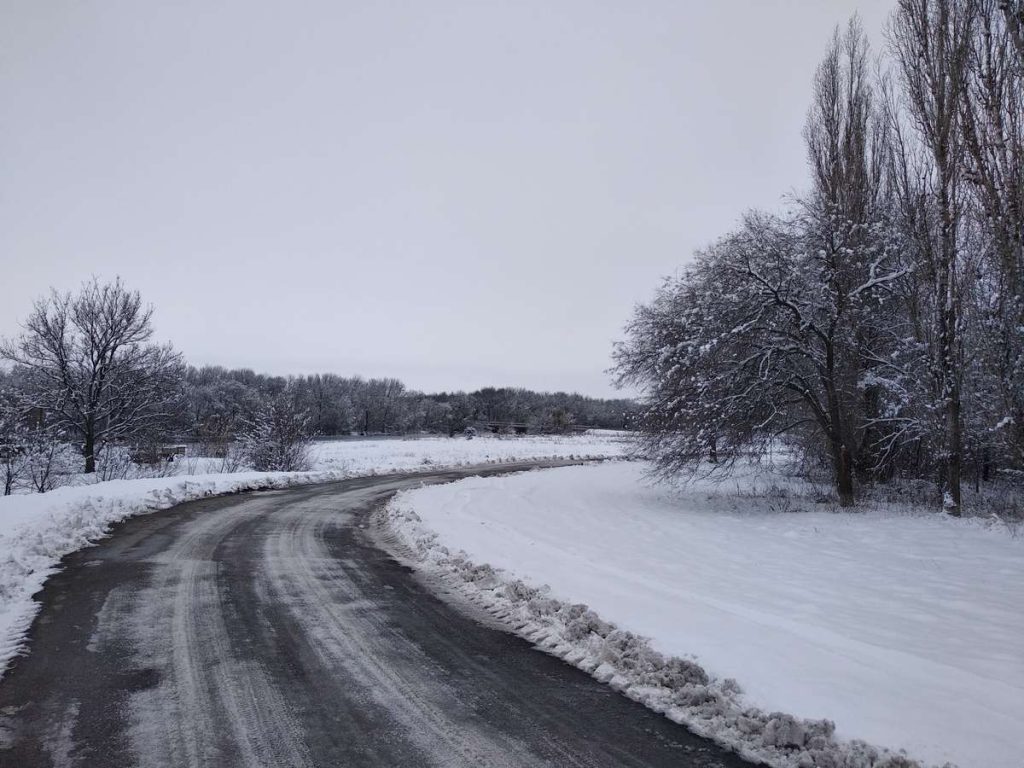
[
  {"x1": 822, "y1": 339, "x2": 855, "y2": 506},
  {"x1": 946, "y1": 382, "x2": 963, "y2": 515},
  {"x1": 938, "y1": 189, "x2": 963, "y2": 515},
  {"x1": 831, "y1": 438, "x2": 855, "y2": 507},
  {"x1": 83, "y1": 431, "x2": 96, "y2": 474}
]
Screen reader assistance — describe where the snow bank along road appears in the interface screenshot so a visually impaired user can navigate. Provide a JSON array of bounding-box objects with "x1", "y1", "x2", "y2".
[
  {"x1": 0, "y1": 463, "x2": 754, "y2": 768},
  {"x1": 388, "y1": 463, "x2": 1024, "y2": 768}
]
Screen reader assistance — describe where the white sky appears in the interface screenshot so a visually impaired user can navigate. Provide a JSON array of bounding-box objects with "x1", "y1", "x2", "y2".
[{"x1": 1, "y1": 1, "x2": 894, "y2": 397}]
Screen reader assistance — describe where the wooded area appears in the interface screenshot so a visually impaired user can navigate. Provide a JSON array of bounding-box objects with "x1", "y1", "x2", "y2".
[{"x1": 616, "y1": 1, "x2": 1024, "y2": 513}]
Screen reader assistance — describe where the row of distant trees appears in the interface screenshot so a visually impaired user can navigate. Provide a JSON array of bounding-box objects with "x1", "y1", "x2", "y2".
[
  {"x1": 0, "y1": 278, "x2": 636, "y2": 492},
  {"x1": 186, "y1": 367, "x2": 635, "y2": 443},
  {"x1": 616, "y1": 1, "x2": 1024, "y2": 513}
]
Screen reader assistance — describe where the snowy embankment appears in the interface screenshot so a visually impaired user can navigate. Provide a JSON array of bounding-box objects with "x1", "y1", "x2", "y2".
[
  {"x1": 382, "y1": 461, "x2": 1024, "y2": 768},
  {"x1": 0, "y1": 433, "x2": 625, "y2": 679}
]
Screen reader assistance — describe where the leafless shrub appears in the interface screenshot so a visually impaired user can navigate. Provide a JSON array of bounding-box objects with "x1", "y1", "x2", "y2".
[
  {"x1": 24, "y1": 431, "x2": 75, "y2": 493},
  {"x1": 239, "y1": 390, "x2": 314, "y2": 472}
]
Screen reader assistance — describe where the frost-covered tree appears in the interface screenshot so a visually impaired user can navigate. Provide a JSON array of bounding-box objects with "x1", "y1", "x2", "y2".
[
  {"x1": 616, "y1": 23, "x2": 901, "y2": 506},
  {"x1": 1002, "y1": 0, "x2": 1024, "y2": 68},
  {"x1": 612, "y1": 252, "x2": 775, "y2": 480},
  {"x1": 185, "y1": 366, "x2": 263, "y2": 445},
  {"x1": 23, "y1": 423, "x2": 75, "y2": 493},
  {"x1": 889, "y1": 0, "x2": 975, "y2": 512},
  {"x1": 239, "y1": 390, "x2": 313, "y2": 472},
  {"x1": 0, "y1": 278, "x2": 185, "y2": 473},
  {"x1": 800, "y1": 18, "x2": 901, "y2": 496},
  {"x1": 617, "y1": 4, "x2": 1024, "y2": 511},
  {"x1": 0, "y1": 383, "x2": 75, "y2": 494},
  {"x1": 0, "y1": 388, "x2": 27, "y2": 495},
  {"x1": 616, "y1": 208, "x2": 904, "y2": 506},
  {"x1": 959, "y1": 0, "x2": 1024, "y2": 466},
  {"x1": 293, "y1": 373, "x2": 355, "y2": 435}
]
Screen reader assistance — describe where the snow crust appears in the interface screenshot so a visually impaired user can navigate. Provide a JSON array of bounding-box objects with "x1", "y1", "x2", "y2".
[
  {"x1": 382, "y1": 461, "x2": 1023, "y2": 768},
  {"x1": 0, "y1": 433, "x2": 625, "y2": 678}
]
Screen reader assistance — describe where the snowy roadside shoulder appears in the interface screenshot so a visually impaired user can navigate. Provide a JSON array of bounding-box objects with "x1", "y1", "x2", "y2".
[
  {"x1": 380, "y1": 488, "x2": 946, "y2": 768},
  {"x1": 0, "y1": 468, "x2": 344, "y2": 676},
  {"x1": 0, "y1": 443, "x2": 617, "y2": 681}
]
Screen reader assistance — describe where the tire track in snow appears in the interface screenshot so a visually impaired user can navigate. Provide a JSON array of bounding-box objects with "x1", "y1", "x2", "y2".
[
  {"x1": 261, "y1": 485, "x2": 548, "y2": 768},
  {"x1": 120, "y1": 494, "x2": 313, "y2": 768}
]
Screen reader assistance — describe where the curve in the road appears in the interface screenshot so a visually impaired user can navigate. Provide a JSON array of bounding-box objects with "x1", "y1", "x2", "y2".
[{"x1": 0, "y1": 463, "x2": 755, "y2": 768}]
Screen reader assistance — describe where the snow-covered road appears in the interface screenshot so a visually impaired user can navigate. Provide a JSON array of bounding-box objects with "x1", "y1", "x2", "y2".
[{"x1": 0, "y1": 463, "x2": 753, "y2": 768}]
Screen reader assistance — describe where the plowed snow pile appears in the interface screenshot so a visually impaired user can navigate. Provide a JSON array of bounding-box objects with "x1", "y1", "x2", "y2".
[{"x1": 384, "y1": 461, "x2": 1023, "y2": 768}]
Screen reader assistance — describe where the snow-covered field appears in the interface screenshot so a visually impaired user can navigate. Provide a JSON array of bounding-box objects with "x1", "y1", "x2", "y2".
[
  {"x1": 384, "y1": 461, "x2": 1024, "y2": 768},
  {"x1": 0, "y1": 433, "x2": 626, "y2": 679},
  {"x1": 307, "y1": 434, "x2": 625, "y2": 475},
  {"x1": 6, "y1": 433, "x2": 629, "y2": 491}
]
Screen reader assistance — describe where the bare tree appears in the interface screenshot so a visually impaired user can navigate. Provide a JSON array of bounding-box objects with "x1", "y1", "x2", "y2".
[
  {"x1": 1001, "y1": 0, "x2": 1024, "y2": 69},
  {"x1": 802, "y1": 18, "x2": 895, "y2": 496},
  {"x1": 889, "y1": 0, "x2": 975, "y2": 513},
  {"x1": 0, "y1": 389, "x2": 28, "y2": 495},
  {"x1": 960, "y1": 0, "x2": 1024, "y2": 464},
  {"x1": 615, "y1": 21, "x2": 900, "y2": 507},
  {"x1": 0, "y1": 278, "x2": 185, "y2": 473},
  {"x1": 613, "y1": 248, "x2": 776, "y2": 483},
  {"x1": 352, "y1": 377, "x2": 407, "y2": 434},
  {"x1": 24, "y1": 424, "x2": 73, "y2": 493}
]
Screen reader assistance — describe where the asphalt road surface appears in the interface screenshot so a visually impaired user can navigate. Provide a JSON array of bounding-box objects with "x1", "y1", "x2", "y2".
[{"x1": 0, "y1": 462, "x2": 755, "y2": 768}]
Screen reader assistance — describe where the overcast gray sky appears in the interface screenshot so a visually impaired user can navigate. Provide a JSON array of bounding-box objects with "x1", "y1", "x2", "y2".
[{"x1": 1, "y1": 0, "x2": 894, "y2": 397}]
